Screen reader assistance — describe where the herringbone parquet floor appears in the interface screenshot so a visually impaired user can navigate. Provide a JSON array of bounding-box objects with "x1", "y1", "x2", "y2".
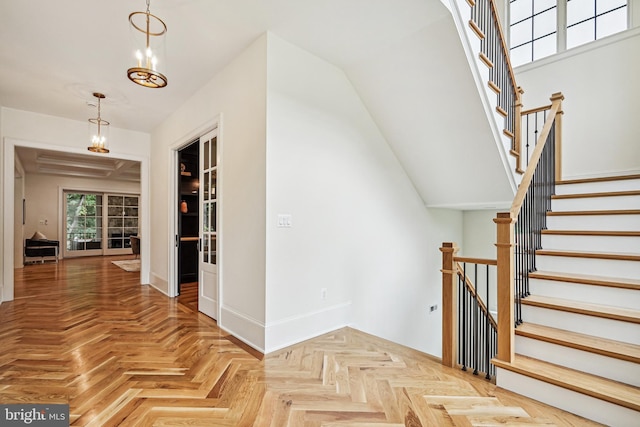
[{"x1": 0, "y1": 256, "x2": 601, "y2": 426}]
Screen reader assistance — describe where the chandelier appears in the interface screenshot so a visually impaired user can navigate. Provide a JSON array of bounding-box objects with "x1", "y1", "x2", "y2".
[
  {"x1": 88, "y1": 93, "x2": 110, "y2": 153},
  {"x1": 127, "y1": 0, "x2": 168, "y2": 88}
]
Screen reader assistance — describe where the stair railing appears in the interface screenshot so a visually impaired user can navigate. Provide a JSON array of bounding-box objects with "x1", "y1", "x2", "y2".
[
  {"x1": 441, "y1": 93, "x2": 564, "y2": 372},
  {"x1": 466, "y1": 0, "x2": 524, "y2": 171},
  {"x1": 494, "y1": 92, "x2": 564, "y2": 363},
  {"x1": 441, "y1": 243, "x2": 498, "y2": 379}
]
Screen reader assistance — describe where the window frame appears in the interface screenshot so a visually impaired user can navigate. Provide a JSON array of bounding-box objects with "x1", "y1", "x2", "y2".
[{"x1": 508, "y1": 0, "x2": 630, "y2": 66}]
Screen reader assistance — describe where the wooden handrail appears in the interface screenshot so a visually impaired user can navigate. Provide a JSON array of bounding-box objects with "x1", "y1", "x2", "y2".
[
  {"x1": 454, "y1": 256, "x2": 497, "y2": 266},
  {"x1": 521, "y1": 104, "x2": 552, "y2": 116},
  {"x1": 510, "y1": 93, "x2": 564, "y2": 217},
  {"x1": 488, "y1": 0, "x2": 520, "y2": 110},
  {"x1": 455, "y1": 262, "x2": 498, "y2": 330},
  {"x1": 493, "y1": 92, "x2": 564, "y2": 365}
]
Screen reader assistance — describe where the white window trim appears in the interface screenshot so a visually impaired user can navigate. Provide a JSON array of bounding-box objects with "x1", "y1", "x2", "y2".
[{"x1": 507, "y1": 0, "x2": 634, "y2": 67}]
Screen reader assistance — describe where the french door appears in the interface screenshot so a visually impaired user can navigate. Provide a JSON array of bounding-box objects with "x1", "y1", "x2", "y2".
[{"x1": 198, "y1": 130, "x2": 218, "y2": 320}]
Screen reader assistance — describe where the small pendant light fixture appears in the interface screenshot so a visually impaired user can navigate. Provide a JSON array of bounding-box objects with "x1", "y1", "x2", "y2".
[
  {"x1": 127, "y1": 0, "x2": 168, "y2": 88},
  {"x1": 88, "y1": 93, "x2": 110, "y2": 153}
]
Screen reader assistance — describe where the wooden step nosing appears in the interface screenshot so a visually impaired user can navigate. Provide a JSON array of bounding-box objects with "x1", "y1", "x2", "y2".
[
  {"x1": 552, "y1": 190, "x2": 640, "y2": 199},
  {"x1": 492, "y1": 357, "x2": 640, "y2": 411},
  {"x1": 535, "y1": 249, "x2": 640, "y2": 262},
  {"x1": 547, "y1": 209, "x2": 640, "y2": 216},
  {"x1": 521, "y1": 298, "x2": 640, "y2": 323},
  {"x1": 557, "y1": 174, "x2": 640, "y2": 185},
  {"x1": 515, "y1": 325, "x2": 640, "y2": 363},
  {"x1": 529, "y1": 271, "x2": 640, "y2": 290},
  {"x1": 541, "y1": 230, "x2": 640, "y2": 237}
]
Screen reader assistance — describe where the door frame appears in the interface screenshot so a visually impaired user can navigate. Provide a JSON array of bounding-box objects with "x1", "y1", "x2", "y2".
[
  {"x1": 167, "y1": 117, "x2": 221, "y2": 302},
  {"x1": 2, "y1": 137, "x2": 150, "y2": 302}
]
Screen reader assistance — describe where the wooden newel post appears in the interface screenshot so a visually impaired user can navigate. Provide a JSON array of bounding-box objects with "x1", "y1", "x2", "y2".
[
  {"x1": 550, "y1": 92, "x2": 564, "y2": 180},
  {"x1": 440, "y1": 242, "x2": 459, "y2": 368},
  {"x1": 494, "y1": 213, "x2": 515, "y2": 363}
]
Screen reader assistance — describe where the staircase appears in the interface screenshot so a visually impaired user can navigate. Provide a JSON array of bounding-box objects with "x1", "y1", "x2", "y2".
[{"x1": 492, "y1": 174, "x2": 640, "y2": 426}]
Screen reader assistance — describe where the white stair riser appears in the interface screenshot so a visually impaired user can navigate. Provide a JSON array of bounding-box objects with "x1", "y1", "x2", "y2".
[
  {"x1": 546, "y1": 214, "x2": 640, "y2": 231},
  {"x1": 551, "y1": 195, "x2": 640, "y2": 211},
  {"x1": 520, "y1": 305, "x2": 640, "y2": 345},
  {"x1": 496, "y1": 367, "x2": 639, "y2": 427},
  {"x1": 540, "y1": 234, "x2": 640, "y2": 254},
  {"x1": 536, "y1": 255, "x2": 640, "y2": 280},
  {"x1": 529, "y1": 279, "x2": 640, "y2": 310},
  {"x1": 556, "y1": 179, "x2": 640, "y2": 195},
  {"x1": 515, "y1": 336, "x2": 640, "y2": 387}
]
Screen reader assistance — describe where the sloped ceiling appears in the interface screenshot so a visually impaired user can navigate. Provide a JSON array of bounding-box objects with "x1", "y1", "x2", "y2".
[{"x1": 1, "y1": 0, "x2": 512, "y2": 206}]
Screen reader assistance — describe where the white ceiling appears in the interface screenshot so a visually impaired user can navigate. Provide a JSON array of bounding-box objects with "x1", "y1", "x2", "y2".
[
  {"x1": 0, "y1": 0, "x2": 448, "y2": 133},
  {"x1": 2, "y1": 0, "x2": 514, "y2": 207},
  {"x1": 2, "y1": 0, "x2": 449, "y2": 184}
]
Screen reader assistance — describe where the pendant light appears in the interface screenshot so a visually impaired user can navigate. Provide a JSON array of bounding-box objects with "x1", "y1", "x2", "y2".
[
  {"x1": 127, "y1": 0, "x2": 168, "y2": 88},
  {"x1": 88, "y1": 93, "x2": 110, "y2": 153}
]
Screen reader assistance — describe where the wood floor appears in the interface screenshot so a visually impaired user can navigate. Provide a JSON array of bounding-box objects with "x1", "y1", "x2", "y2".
[{"x1": 1, "y1": 257, "x2": 602, "y2": 426}]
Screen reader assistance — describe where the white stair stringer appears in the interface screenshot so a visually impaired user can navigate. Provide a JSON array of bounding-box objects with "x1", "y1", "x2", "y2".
[
  {"x1": 495, "y1": 364, "x2": 640, "y2": 427},
  {"x1": 448, "y1": 0, "x2": 520, "y2": 188}
]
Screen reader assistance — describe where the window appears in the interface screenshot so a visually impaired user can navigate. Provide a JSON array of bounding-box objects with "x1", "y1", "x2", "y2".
[
  {"x1": 107, "y1": 195, "x2": 139, "y2": 249},
  {"x1": 65, "y1": 192, "x2": 102, "y2": 251},
  {"x1": 64, "y1": 191, "x2": 139, "y2": 256},
  {"x1": 509, "y1": 0, "x2": 628, "y2": 66}
]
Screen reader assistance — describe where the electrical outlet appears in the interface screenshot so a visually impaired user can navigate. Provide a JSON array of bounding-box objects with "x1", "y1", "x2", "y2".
[
  {"x1": 321, "y1": 288, "x2": 327, "y2": 300},
  {"x1": 429, "y1": 304, "x2": 438, "y2": 313}
]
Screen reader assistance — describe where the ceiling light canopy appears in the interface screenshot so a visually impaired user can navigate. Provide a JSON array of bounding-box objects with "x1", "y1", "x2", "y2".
[
  {"x1": 88, "y1": 93, "x2": 110, "y2": 154},
  {"x1": 127, "y1": 0, "x2": 168, "y2": 88}
]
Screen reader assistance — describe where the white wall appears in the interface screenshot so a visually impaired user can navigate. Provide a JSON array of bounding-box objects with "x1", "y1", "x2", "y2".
[
  {"x1": 1, "y1": 107, "x2": 151, "y2": 301},
  {"x1": 22, "y1": 173, "x2": 139, "y2": 253},
  {"x1": 462, "y1": 210, "x2": 500, "y2": 259},
  {"x1": 264, "y1": 34, "x2": 463, "y2": 356},
  {"x1": 150, "y1": 34, "x2": 268, "y2": 350},
  {"x1": 515, "y1": 30, "x2": 640, "y2": 179}
]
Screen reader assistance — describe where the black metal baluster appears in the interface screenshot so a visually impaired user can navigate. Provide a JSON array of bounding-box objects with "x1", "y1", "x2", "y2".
[
  {"x1": 473, "y1": 264, "x2": 479, "y2": 375},
  {"x1": 462, "y1": 263, "x2": 467, "y2": 371}
]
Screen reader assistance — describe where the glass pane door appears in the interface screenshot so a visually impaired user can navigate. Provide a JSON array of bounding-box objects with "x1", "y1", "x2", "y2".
[{"x1": 64, "y1": 192, "x2": 103, "y2": 255}]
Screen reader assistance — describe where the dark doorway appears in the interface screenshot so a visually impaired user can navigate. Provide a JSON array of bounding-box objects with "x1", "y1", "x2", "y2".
[{"x1": 177, "y1": 140, "x2": 199, "y2": 294}]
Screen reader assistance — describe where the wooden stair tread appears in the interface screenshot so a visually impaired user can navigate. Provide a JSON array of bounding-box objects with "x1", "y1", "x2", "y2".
[
  {"x1": 547, "y1": 209, "x2": 640, "y2": 216},
  {"x1": 557, "y1": 174, "x2": 640, "y2": 185},
  {"x1": 552, "y1": 190, "x2": 640, "y2": 199},
  {"x1": 521, "y1": 295, "x2": 640, "y2": 323},
  {"x1": 529, "y1": 270, "x2": 640, "y2": 290},
  {"x1": 541, "y1": 229, "x2": 640, "y2": 237},
  {"x1": 515, "y1": 323, "x2": 640, "y2": 363},
  {"x1": 492, "y1": 355, "x2": 640, "y2": 411},
  {"x1": 536, "y1": 249, "x2": 640, "y2": 261}
]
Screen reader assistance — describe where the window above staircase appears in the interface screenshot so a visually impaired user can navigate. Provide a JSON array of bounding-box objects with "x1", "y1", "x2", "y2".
[{"x1": 509, "y1": 0, "x2": 629, "y2": 66}]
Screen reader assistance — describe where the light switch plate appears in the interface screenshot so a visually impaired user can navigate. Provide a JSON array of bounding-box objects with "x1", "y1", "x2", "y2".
[{"x1": 277, "y1": 214, "x2": 292, "y2": 228}]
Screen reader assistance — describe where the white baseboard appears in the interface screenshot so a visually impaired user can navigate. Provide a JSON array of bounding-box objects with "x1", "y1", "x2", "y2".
[
  {"x1": 149, "y1": 273, "x2": 169, "y2": 296},
  {"x1": 219, "y1": 305, "x2": 266, "y2": 353},
  {"x1": 264, "y1": 301, "x2": 352, "y2": 353}
]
